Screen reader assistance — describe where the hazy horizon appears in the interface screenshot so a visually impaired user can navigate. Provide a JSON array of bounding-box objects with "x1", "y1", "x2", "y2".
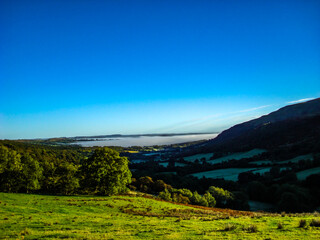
[{"x1": 1, "y1": 1, "x2": 319, "y2": 139}]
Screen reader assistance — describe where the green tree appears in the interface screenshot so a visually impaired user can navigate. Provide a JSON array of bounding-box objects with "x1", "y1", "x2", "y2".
[
  {"x1": 137, "y1": 176, "x2": 154, "y2": 193},
  {"x1": 81, "y1": 147, "x2": 131, "y2": 195},
  {"x1": 0, "y1": 145, "x2": 23, "y2": 192},
  {"x1": 20, "y1": 154, "x2": 42, "y2": 192},
  {"x1": 203, "y1": 192, "x2": 216, "y2": 207},
  {"x1": 191, "y1": 191, "x2": 208, "y2": 207},
  {"x1": 153, "y1": 179, "x2": 170, "y2": 192},
  {"x1": 208, "y1": 186, "x2": 233, "y2": 207},
  {"x1": 159, "y1": 188, "x2": 172, "y2": 201},
  {"x1": 40, "y1": 153, "x2": 79, "y2": 195}
]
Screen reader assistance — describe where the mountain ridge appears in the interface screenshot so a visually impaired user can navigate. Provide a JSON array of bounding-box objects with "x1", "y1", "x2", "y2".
[{"x1": 203, "y1": 98, "x2": 320, "y2": 152}]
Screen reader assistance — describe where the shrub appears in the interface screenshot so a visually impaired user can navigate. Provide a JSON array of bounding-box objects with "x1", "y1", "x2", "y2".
[
  {"x1": 159, "y1": 189, "x2": 172, "y2": 201},
  {"x1": 277, "y1": 222, "x2": 284, "y2": 229},
  {"x1": 299, "y1": 219, "x2": 307, "y2": 228},
  {"x1": 245, "y1": 225, "x2": 258, "y2": 233},
  {"x1": 203, "y1": 192, "x2": 216, "y2": 207},
  {"x1": 191, "y1": 191, "x2": 208, "y2": 207},
  {"x1": 310, "y1": 219, "x2": 320, "y2": 227},
  {"x1": 172, "y1": 193, "x2": 190, "y2": 204},
  {"x1": 223, "y1": 223, "x2": 237, "y2": 231},
  {"x1": 20, "y1": 228, "x2": 33, "y2": 236},
  {"x1": 208, "y1": 186, "x2": 233, "y2": 207}
]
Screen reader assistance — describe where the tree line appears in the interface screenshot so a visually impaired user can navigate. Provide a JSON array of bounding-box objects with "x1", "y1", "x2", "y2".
[{"x1": 0, "y1": 141, "x2": 131, "y2": 195}]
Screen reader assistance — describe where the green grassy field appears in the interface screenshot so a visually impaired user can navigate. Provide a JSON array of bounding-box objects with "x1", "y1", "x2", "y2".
[
  {"x1": 207, "y1": 149, "x2": 266, "y2": 164},
  {"x1": 1, "y1": 192, "x2": 320, "y2": 239}
]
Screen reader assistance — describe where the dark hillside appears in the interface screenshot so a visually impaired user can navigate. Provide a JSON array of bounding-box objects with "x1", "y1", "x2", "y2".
[{"x1": 203, "y1": 98, "x2": 320, "y2": 152}]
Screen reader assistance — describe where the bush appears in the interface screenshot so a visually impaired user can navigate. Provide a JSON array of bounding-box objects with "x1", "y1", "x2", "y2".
[
  {"x1": 191, "y1": 191, "x2": 208, "y2": 207},
  {"x1": 172, "y1": 193, "x2": 190, "y2": 204},
  {"x1": 299, "y1": 219, "x2": 307, "y2": 228},
  {"x1": 159, "y1": 189, "x2": 172, "y2": 201},
  {"x1": 223, "y1": 223, "x2": 237, "y2": 231},
  {"x1": 310, "y1": 219, "x2": 320, "y2": 227},
  {"x1": 277, "y1": 222, "x2": 284, "y2": 230},
  {"x1": 244, "y1": 225, "x2": 258, "y2": 233},
  {"x1": 208, "y1": 186, "x2": 233, "y2": 207},
  {"x1": 203, "y1": 192, "x2": 216, "y2": 207}
]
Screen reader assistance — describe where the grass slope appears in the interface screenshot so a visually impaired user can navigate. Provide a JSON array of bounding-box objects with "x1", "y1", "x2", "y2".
[{"x1": 1, "y1": 192, "x2": 320, "y2": 239}]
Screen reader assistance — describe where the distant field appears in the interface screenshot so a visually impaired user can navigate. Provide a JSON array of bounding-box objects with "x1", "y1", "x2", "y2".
[
  {"x1": 158, "y1": 172, "x2": 177, "y2": 175},
  {"x1": 190, "y1": 167, "x2": 275, "y2": 181},
  {"x1": 296, "y1": 167, "x2": 320, "y2": 180},
  {"x1": 250, "y1": 160, "x2": 273, "y2": 165},
  {"x1": 252, "y1": 167, "x2": 272, "y2": 175},
  {"x1": 190, "y1": 168, "x2": 257, "y2": 181},
  {"x1": 159, "y1": 162, "x2": 169, "y2": 167},
  {"x1": 158, "y1": 162, "x2": 187, "y2": 167},
  {"x1": 1, "y1": 193, "x2": 320, "y2": 239},
  {"x1": 184, "y1": 153, "x2": 214, "y2": 162},
  {"x1": 252, "y1": 167, "x2": 289, "y2": 175},
  {"x1": 208, "y1": 149, "x2": 266, "y2": 164},
  {"x1": 130, "y1": 159, "x2": 147, "y2": 163},
  {"x1": 279, "y1": 154, "x2": 314, "y2": 164}
]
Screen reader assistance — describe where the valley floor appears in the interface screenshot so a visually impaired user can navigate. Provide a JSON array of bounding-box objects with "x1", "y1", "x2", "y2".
[{"x1": 0, "y1": 192, "x2": 319, "y2": 239}]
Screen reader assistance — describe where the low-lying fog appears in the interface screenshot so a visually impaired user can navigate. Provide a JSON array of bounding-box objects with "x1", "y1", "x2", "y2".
[{"x1": 72, "y1": 133, "x2": 218, "y2": 147}]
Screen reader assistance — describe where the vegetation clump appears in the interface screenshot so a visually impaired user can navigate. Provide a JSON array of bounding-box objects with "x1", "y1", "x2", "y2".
[
  {"x1": 277, "y1": 222, "x2": 284, "y2": 230},
  {"x1": 244, "y1": 224, "x2": 258, "y2": 233},
  {"x1": 223, "y1": 223, "x2": 237, "y2": 231},
  {"x1": 298, "y1": 219, "x2": 307, "y2": 228},
  {"x1": 310, "y1": 219, "x2": 320, "y2": 227}
]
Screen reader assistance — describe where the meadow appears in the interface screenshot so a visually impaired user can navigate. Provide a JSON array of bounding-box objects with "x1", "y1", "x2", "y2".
[
  {"x1": 190, "y1": 168, "x2": 257, "y2": 181},
  {"x1": 207, "y1": 149, "x2": 267, "y2": 164},
  {"x1": 1, "y1": 192, "x2": 320, "y2": 239}
]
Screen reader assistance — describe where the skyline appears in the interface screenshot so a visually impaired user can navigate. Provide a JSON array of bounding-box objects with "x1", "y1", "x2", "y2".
[
  {"x1": 1, "y1": 0, "x2": 320, "y2": 139},
  {"x1": 1, "y1": 97, "x2": 316, "y2": 139}
]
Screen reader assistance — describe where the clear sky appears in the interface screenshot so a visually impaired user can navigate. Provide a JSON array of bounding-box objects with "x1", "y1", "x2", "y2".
[{"x1": 1, "y1": 0, "x2": 319, "y2": 139}]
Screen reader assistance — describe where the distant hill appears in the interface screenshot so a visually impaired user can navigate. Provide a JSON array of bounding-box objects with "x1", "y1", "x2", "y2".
[{"x1": 203, "y1": 98, "x2": 320, "y2": 152}]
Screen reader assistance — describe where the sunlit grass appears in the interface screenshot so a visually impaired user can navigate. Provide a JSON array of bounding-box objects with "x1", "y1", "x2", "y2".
[{"x1": 0, "y1": 192, "x2": 319, "y2": 239}]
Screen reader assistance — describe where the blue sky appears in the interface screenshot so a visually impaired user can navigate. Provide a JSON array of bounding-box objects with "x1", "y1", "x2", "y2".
[{"x1": 1, "y1": 0, "x2": 319, "y2": 139}]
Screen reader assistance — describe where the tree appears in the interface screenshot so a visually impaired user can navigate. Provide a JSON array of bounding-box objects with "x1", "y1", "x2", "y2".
[
  {"x1": 0, "y1": 146, "x2": 23, "y2": 192},
  {"x1": 208, "y1": 186, "x2": 233, "y2": 207},
  {"x1": 137, "y1": 176, "x2": 154, "y2": 193},
  {"x1": 247, "y1": 181, "x2": 267, "y2": 201},
  {"x1": 191, "y1": 191, "x2": 208, "y2": 207},
  {"x1": 153, "y1": 179, "x2": 170, "y2": 192},
  {"x1": 20, "y1": 153, "x2": 42, "y2": 193},
  {"x1": 81, "y1": 147, "x2": 131, "y2": 195},
  {"x1": 159, "y1": 189, "x2": 172, "y2": 201},
  {"x1": 277, "y1": 192, "x2": 300, "y2": 212},
  {"x1": 203, "y1": 192, "x2": 216, "y2": 207}
]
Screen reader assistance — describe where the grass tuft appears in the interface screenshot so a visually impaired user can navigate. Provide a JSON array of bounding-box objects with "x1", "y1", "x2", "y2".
[
  {"x1": 223, "y1": 223, "x2": 237, "y2": 231},
  {"x1": 310, "y1": 219, "x2": 320, "y2": 227},
  {"x1": 244, "y1": 224, "x2": 258, "y2": 233},
  {"x1": 20, "y1": 228, "x2": 33, "y2": 236}
]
